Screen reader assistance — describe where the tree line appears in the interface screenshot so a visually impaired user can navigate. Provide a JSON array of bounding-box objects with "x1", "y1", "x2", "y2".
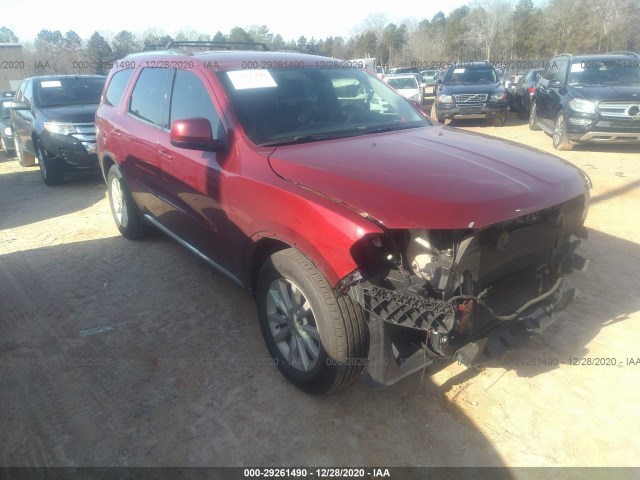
[{"x1": 0, "y1": 0, "x2": 638, "y2": 76}]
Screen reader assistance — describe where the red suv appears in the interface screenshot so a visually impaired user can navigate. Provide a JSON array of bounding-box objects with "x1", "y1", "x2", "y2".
[{"x1": 96, "y1": 44, "x2": 590, "y2": 394}]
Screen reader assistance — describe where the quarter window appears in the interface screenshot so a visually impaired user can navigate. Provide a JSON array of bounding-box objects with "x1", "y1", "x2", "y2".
[
  {"x1": 129, "y1": 68, "x2": 172, "y2": 127},
  {"x1": 169, "y1": 70, "x2": 220, "y2": 138},
  {"x1": 105, "y1": 69, "x2": 134, "y2": 107}
]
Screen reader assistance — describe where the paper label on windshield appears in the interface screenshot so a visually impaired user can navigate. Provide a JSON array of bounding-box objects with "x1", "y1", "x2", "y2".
[
  {"x1": 41, "y1": 80, "x2": 62, "y2": 88},
  {"x1": 571, "y1": 63, "x2": 584, "y2": 72},
  {"x1": 227, "y1": 69, "x2": 277, "y2": 90},
  {"x1": 453, "y1": 68, "x2": 465, "y2": 73}
]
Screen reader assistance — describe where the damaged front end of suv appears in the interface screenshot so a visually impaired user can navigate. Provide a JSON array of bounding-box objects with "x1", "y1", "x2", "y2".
[{"x1": 338, "y1": 193, "x2": 589, "y2": 386}]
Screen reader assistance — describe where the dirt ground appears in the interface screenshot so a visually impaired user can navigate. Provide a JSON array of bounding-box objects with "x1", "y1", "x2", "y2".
[{"x1": 1, "y1": 107, "x2": 639, "y2": 474}]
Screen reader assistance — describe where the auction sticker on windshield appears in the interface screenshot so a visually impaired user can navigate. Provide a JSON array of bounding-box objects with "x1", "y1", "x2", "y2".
[
  {"x1": 41, "y1": 81, "x2": 62, "y2": 88},
  {"x1": 227, "y1": 69, "x2": 278, "y2": 90}
]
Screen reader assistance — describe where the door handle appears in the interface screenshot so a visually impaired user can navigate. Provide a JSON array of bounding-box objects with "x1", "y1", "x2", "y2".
[
  {"x1": 113, "y1": 128, "x2": 123, "y2": 137},
  {"x1": 158, "y1": 149, "x2": 173, "y2": 161}
]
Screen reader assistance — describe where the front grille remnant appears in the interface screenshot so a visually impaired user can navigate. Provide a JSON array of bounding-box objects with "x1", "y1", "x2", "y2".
[{"x1": 361, "y1": 284, "x2": 454, "y2": 331}]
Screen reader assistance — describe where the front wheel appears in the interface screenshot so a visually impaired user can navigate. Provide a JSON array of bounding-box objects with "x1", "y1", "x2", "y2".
[
  {"x1": 256, "y1": 249, "x2": 368, "y2": 395},
  {"x1": 107, "y1": 164, "x2": 148, "y2": 239},
  {"x1": 553, "y1": 112, "x2": 575, "y2": 151},
  {"x1": 36, "y1": 142, "x2": 64, "y2": 186},
  {"x1": 431, "y1": 103, "x2": 445, "y2": 124},
  {"x1": 529, "y1": 102, "x2": 541, "y2": 130}
]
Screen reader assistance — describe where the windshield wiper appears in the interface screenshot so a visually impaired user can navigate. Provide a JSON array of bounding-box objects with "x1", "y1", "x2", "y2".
[
  {"x1": 363, "y1": 124, "x2": 417, "y2": 134},
  {"x1": 260, "y1": 134, "x2": 341, "y2": 147}
]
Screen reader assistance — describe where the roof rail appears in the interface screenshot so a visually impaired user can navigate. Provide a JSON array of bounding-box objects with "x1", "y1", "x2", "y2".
[
  {"x1": 605, "y1": 51, "x2": 640, "y2": 58},
  {"x1": 554, "y1": 53, "x2": 573, "y2": 58},
  {"x1": 141, "y1": 40, "x2": 270, "y2": 52},
  {"x1": 165, "y1": 40, "x2": 270, "y2": 51},
  {"x1": 142, "y1": 44, "x2": 167, "y2": 52}
]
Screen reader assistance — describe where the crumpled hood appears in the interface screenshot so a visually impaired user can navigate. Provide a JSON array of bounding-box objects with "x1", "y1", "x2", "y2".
[{"x1": 268, "y1": 126, "x2": 587, "y2": 229}]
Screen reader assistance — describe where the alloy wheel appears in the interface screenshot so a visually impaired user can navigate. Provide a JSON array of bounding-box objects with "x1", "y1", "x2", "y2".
[
  {"x1": 266, "y1": 278, "x2": 320, "y2": 372},
  {"x1": 110, "y1": 176, "x2": 127, "y2": 227}
]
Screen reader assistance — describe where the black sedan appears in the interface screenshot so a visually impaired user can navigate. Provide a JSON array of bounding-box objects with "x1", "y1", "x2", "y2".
[{"x1": 509, "y1": 68, "x2": 543, "y2": 119}]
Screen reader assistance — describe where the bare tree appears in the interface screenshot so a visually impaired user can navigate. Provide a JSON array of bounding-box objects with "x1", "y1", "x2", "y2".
[{"x1": 465, "y1": 0, "x2": 512, "y2": 60}]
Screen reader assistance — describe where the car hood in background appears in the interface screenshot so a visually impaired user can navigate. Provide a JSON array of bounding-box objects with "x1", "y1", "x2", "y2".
[
  {"x1": 569, "y1": 84, "x2": 640, "y2": 103},
  {"x1": 39, "y1": 104, "x2": 99, "y2": 123},
  {"x1": 267, "y1": 127, "x2": 586, "y2": 230},
  {"x1": 441, "y1": 83, "x2": 504, "y2": 94},
  {"x1": 394, "y1": 88, "x2": 420, "y2": 99}
]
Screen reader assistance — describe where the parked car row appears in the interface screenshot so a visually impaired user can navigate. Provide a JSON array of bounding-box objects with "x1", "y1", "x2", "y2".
[
  {"x1": 528, "y1": 51, "x2": 640, "y2": 150},
  {"x1": 89, "y1": 43, "x2": 591, "y2": 394}
]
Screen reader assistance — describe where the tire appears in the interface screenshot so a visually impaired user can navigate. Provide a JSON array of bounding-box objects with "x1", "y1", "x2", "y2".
[
  {"x1": 528, "y1": 101, "x2": 541, "y2": 130},
  {"x1": 552, "y1": 111, "x2": 575, "y2": 151},
  {"x1": 492, "y1": 110, "x2": 507, "y2": 127},
  {"x1": 256, "y1": 248, "x2": 368, "y2": 395},
  {"x1": 517, "y1": 102, "x2": 528, "y2": 120},
  {"x1": 14, "y1": 137, "x2": 36, "y2": 167},
  {"x1": 431, "y1": 103, "x2": 445, "y2": 124},
  {"x1": 36, "y1": 141, "x2": 64, "y2": 186},
  {"x1": 107, "y1": 164, "x2": 148, "y2": 239}
]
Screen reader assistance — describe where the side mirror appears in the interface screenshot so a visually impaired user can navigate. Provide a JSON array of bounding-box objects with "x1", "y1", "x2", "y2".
[
  {"x1": 170, "y1": 118, "x2": 225, "y2": 152},
  {"x1": 10, "y1": 101, "x2": 28, "y2": 110}
]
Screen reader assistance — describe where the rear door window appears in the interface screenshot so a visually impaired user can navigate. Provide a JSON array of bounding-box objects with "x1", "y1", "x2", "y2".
[{"x1": 129, "y1": 68, "x2": 173, "y2": 127}]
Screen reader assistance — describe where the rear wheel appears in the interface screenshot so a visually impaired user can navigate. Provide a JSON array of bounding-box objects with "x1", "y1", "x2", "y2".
[
  {"x1": 107, "y1": 164, "x2": 148, "y2": 239},
  {"x1": 528, "y1": 102, "x2": 541, "y2": 130},
  {"x1": 14, "y1": 137, "x2": 36, "y2": 167},
  {"x1": 256, "y1": 249, "x2": 368, "y2": 395},
  {"x1": 36, "y1": 142, "x2": 64, "y2": 186},
  {"x1": 517, "y1": 101, "x2": 528, "y2": 120},
  {"x1": 552, "y1": 112, "x2": 575, "y2": 151},
  {"x1": 492, "y1": 110, "x2": 507, "y2": 127}
]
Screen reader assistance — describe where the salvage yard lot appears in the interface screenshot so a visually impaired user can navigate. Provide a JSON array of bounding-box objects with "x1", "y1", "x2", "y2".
[{"x1": 1, "y1": 114, "x2": 639, "y2": 470}]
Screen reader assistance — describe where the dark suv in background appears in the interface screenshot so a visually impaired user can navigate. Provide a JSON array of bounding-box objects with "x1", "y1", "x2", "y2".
[
  {"x1": 433, "y1": 61, "x2": 508, "y2": 126},
  {"x1": 11, "y1": 75, "x2": 106, "y2": 185},
  {"x1": 530, "y1": 52, "x2": 640, "y2": 150}
]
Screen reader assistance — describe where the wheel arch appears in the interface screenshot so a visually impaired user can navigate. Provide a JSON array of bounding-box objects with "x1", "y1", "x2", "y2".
[{"x1": 99, "y1": 151, "x2": 116, "y2": 183}]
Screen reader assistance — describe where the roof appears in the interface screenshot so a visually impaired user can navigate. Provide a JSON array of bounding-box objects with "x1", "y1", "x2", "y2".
[
  {"x1": 119, "y1": 50, "x2": 346, "y2": 73},
  {"x1": 553, "y1": 52, "x2": 640, "y2": 62},
  {"x1": 20, "y1": 74, "x2": 107, "y2": 82}
]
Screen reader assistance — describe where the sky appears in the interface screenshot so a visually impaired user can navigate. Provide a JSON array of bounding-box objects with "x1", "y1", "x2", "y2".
[{"x1": 2, "y1": 0, "x2": 473, "y2": 43}]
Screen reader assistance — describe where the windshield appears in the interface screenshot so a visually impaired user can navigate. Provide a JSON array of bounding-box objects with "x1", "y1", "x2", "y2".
[
  {"x1": 35, "y1": 77, "x2": 106, "y2": 108},
  {"x1": 421, "y1": 70, "x2": 438, "y2": 81},
  {"x1": 568, "y1": 60, "x2": 640, "y2": 85},
  {"x1": 387, "y1": 77, "x2": 418, "y2": 90},
  {"x1": 218, "y1": 67, "x2": 429, "y2": 146},
  {"x1": 444, "y1": 67, "x2": 498, "y2": 84}
]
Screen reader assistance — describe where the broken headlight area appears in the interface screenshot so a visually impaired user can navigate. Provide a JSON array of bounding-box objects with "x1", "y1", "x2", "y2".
[{"x1": 341, "y1": 195, "x2": 589, "y2": 386}]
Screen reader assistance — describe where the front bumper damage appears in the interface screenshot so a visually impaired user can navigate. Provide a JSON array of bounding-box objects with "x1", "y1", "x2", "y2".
[
  {"x1": 351, "y1": 278, "x2": 581, "y2": 387},
  {"x1": 339, "y1": 195, "x2": 590, "y2": 387}
]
